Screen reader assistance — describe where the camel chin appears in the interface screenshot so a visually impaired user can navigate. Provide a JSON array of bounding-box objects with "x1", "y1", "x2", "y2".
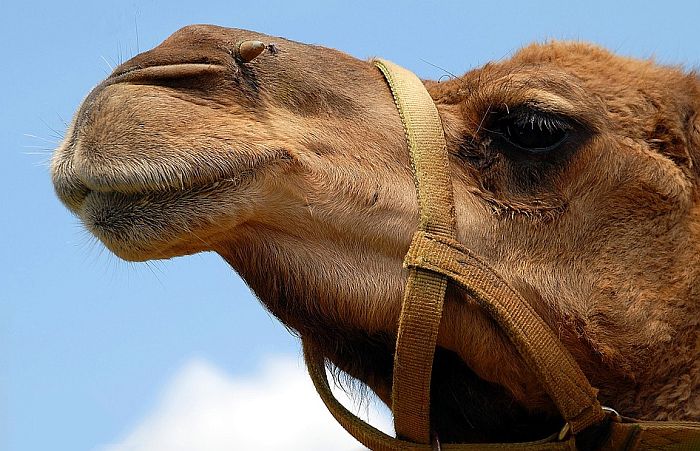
[{"x1": 52, "y1": 24, "x2": 700, "y2": 443}]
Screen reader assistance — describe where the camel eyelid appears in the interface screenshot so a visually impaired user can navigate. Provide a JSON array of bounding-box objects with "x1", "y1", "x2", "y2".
[
  {"x1": 490, "y1": 105, "x2": 574, "y2": 133},
  {"x1": 488, "y1": 106, "x2": 573, "y2": 154},
  {"x1": 510, "y1": 108, "x2": 572, "y2": 132}
]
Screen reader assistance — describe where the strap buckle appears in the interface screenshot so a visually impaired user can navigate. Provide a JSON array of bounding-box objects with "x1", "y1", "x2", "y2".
[
  {"x1": 558, "y1": 405, "x2": 622, "y2": 441},
  {"x1": 602, "y1": 406, "x2": 622, "y2": 422},
  {"x1": 557, "y1": 422, "x2": 571, "y2": 441}
]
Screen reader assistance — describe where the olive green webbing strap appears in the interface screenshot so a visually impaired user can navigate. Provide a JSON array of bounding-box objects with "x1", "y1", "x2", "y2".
[
  {"x1": 404, "y1": 232, "x2": 606, "y2": 433},
  {"x1": 605, "y1": 419, "x2": 700, "y2": 450},
  {"x1": 373, "y1": 58, "x2": 457, "y2": 444},
  {"x1": 303, "y1": 340, "x2": 700, "y2": 451},
  {"x1": 302, "y1": 340, "x2": 577, "y2": 451},
  {"x1": 372, "y1": 58, "x2": 606, "y2": 439}
]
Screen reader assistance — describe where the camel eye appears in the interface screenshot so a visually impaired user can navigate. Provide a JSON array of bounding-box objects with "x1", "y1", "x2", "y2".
[{"x1": 495, "y1": 110, "x2": 570, "y2": 153}]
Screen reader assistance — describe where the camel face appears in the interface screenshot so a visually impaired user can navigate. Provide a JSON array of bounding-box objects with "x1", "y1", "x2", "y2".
[{"x1": 52, "y1": 25, "x2": 700, "y2": 441}]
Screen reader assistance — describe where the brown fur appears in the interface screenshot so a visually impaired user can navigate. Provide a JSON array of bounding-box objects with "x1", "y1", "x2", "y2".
[{"x1": 51, "y1": 25, "x2": 700, "y2": 442}]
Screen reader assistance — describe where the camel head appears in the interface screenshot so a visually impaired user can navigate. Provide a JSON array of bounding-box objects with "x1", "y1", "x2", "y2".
[{"x1": 52, "y1": 25, "x2": 700, "y2": 443}]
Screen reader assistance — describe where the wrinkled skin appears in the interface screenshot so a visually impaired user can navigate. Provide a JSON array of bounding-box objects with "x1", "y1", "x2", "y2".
[{"x1": 52, "y1": 25, "x2": 700, "y2": 443}]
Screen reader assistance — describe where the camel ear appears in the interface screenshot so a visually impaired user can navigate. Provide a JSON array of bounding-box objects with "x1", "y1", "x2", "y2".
[
  {"x1": 689, "y1": 109, "x2": 700, "y2": 179},
  {"x1": 647, "y1": 76, "x2": 700, "y2": 179},
  {"x1": 684, "y1": 76, "x2": 700, "y2": 178}
]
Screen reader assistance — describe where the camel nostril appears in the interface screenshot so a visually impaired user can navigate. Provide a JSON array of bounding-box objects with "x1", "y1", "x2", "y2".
[{"x1": 111, "y1": 63, "x2": 228, "y2": 85}]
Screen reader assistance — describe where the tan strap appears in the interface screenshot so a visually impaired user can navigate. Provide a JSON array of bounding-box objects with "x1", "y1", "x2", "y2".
[
  {"x1": 374, "y1": 58, "x2": 457, "y2": 444},
  {"x1": 304, "y1": 341, "x2": 700, "y2": 450},
  {"x1": 302, "y1": 339, "x2": 578, "y2": 450},
  {"x1": 404, "y1": 231, "x2": 605, "y2": 434},
  {"x1": 373, "y1": 60, "x2": 454, "y2": 236},
  {"x1": 604, "y1": 418, "x2": 700, "y2": 450}
]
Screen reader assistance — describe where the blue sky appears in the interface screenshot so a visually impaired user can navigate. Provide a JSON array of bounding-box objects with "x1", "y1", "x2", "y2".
[{"x1": 3, "y1": 1, "x2": 700, "y2": 450}]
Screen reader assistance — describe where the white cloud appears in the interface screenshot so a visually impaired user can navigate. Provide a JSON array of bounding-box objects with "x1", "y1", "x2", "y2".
[{"x1": 98, "y1": 355, "x2": 393, "y2": 451}]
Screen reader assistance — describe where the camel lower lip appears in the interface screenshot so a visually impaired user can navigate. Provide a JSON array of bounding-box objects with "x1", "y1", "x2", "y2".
[
  {"x1": 82, "y1": 189, "x2": 167, "y2": 227},
  {"x1": 78, "y1": 179, "x2": 242, "y2": 261},
  {"x1": 53, "y1": 158, "x2": 248, "y2": 216},
  {"x1": 79, "y1": 179, "x2": 234, "y2": 227}
]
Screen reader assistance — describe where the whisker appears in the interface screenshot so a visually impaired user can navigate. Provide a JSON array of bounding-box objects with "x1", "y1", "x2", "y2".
[
  {"x1": 117, "y1": 42, "x2": 124, "y2": 66},
  {"x1": 186, "y1": 225, "x2": 214, "y2": 249},
  {"x1": 143, "y1": 260, "x2": 165, "y2": 287},
  {"x1": 24, "y1": 133, "x2": 58, "y2": 144},
  {"x1": 39, "y1": 118, "x2": 65, "y2": 141},
  {"x1": 475, "y1": 104, "x2": 492, "y2": 135},
  {"x1": 134, "y1": 12, "x2": 140, "y2": 54},
  {"x1": 22, "y1": 146, "x2": 54, "y2": 151},
  {"x1": 470, "y1": 103, "x2": 492, "y2": 146},
  {"x1": 32, "y1": 158, "x2": 53, "y2": 169},
  {"x1": 57, "y1": 113, "x2": 69, "y2": 128},
  {"x1": 100, "y1": 55, "x2": 114, "y2": 72},
  {"x1": 419, "y1": 58, "x2": 458, "y2": 80}
]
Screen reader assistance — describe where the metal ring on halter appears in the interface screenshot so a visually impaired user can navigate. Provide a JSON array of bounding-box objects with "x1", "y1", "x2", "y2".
[
  {"x1": 557, "y1": 422, "x2": 571, "y2": 441},
  {"x1": 603, "y1": 406, "x2": 622, "y2": 422},
  {"x1": 431, "y1": 433, "x2": 442, "y2": 451},
  {"x1": 558, "y1": 406, "x2": 622, "y2": 441}
]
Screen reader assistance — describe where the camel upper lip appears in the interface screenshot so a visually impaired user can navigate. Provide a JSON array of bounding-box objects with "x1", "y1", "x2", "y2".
[
  {"x1": 52, "y1": 140, "x2": 290, "y2": 214},
  {"x1": 53, "y1": 157, "x2": 241, "y2": 213},
  {"x1": 54, "y1": 169, "x2": 243, "y2": 216}
]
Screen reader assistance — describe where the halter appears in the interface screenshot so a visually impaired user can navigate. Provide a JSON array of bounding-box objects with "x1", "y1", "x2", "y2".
[{"x1": 302, "y1": 59, "x2": 700, "y2": 450}]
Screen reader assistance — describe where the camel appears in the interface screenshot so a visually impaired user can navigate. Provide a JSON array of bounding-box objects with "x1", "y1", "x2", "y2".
[{"x1": 51, "y1": 25, "x2": 700, "y2": 444}]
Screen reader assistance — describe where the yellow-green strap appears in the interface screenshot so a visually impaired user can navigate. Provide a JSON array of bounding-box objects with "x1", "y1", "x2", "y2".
[
  {"x1": 304, "y1": 338, "x2": 700, "y2": 450},
  {"x1": 404, "y1": 231, "x2": 606, "y2": 434},
  {"x1": 302, "y1": 339, "x2": 577, "y2": 450},
  {"x1": 372, "y1": 60, "x2": 454, "y2": 235},
  {"x1": 605, "y1": 419, "x2": 700, "y2": 450},
  {"x1": 374, "y1": 58, "x2": 457, "y2": 444}
]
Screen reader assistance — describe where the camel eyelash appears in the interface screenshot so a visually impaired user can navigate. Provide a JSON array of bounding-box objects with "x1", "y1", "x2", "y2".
[
  {"x1": 507, "y1": 109, "x2": 572, "y2": 133},
  {"x1": 489, "y1": 107, "x2": 573, "y2": 153},
  {"x1": 491, "y1": 106, "x2": 572, "y2": 133}
]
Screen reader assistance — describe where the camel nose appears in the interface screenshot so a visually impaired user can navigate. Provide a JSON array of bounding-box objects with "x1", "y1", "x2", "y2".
[
  {"x1": 71, "y1": 25, "x2": 238, "y2": 139},
  {"x1": 110, "y1": 24, "x2": 234, "y2": 79}
]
